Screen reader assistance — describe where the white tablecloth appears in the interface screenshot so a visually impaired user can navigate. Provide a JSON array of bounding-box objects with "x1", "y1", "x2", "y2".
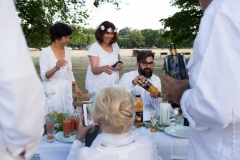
[{"x1": 34, "y1": 126, "x2": 188, "y2": 160}]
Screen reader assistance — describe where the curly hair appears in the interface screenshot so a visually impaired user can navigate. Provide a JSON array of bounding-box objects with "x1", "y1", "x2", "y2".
[
  {"x1": 49, "y1": 22, "x2": 72, "y2": 42},
  {"x1": 92, "y1": 85, "x2": 135, "y2": 134},
  {"x1": 95, "y1": 21, "x2": 119, "y2": 44}
]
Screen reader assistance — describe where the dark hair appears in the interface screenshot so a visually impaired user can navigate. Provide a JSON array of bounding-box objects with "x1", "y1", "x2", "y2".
[
  {"x1": 49, "y1": 22, "x2": 72, "y2": 42},
  {"x1": 137, "y1": 51, "x2": 155, "y2": 62},
  {"x1": 95, "y1": 21, "x2": 119, "y2": 44}
]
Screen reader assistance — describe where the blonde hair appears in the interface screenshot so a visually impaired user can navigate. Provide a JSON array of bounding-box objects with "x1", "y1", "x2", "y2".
[{"x1": 92, "y1": 85, "x2": 135, "y2": 134}]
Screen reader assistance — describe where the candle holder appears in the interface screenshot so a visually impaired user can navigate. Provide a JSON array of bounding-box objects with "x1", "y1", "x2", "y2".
[{"x1": 159, "y1": 103, "x2": 171, "y2": 126}]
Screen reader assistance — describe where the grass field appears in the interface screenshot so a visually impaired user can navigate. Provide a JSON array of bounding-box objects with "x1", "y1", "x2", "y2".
[{"x1": 34, "y1": 60, "x2": 165, "y2": 94}]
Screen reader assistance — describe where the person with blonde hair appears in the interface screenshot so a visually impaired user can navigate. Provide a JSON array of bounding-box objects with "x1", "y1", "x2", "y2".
[{"x1": 67, "y1": 85, "x2": 161, "y2": 160}]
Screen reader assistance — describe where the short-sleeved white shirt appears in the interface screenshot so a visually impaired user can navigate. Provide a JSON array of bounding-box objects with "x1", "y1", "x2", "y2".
[{"x1": 85, "y1": 42, "x2": 120, "y2": 93}]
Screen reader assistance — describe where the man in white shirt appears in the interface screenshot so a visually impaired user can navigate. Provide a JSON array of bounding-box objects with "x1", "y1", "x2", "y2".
[
  {"x1": 119, "y1": 51, "x2": 161, "y2": 110},
  {"x1": 162, "y1": 0, "x2": 240, "y2": 159},
  {"x1": 0, "y1": 1, "x2": 45, "y2": 159}
]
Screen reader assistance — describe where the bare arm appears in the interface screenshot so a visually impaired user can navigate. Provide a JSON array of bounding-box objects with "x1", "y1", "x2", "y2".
[
  {"x1": 89, "y1": 56, "x2": 113, "y2": 75},
  {"x1": 45, "y1": 59, "x2": 66, "y2": 79}
]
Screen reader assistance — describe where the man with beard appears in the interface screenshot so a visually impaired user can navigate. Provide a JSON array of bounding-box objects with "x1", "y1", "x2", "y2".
[{"x1": 119, "y1": 51, "x2": 161, "y2": 111}]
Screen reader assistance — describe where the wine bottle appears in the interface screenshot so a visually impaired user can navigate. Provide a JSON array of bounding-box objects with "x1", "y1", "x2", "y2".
[{"x1": 164, "y1": 42, "x2": 189, "y2": 126}]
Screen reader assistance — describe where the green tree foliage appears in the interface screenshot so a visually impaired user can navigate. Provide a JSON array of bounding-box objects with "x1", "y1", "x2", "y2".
[
  {"x1": 129, "y1": 29, "x2": 145, "y2": 48},
  {"x1": 87, "y1": 35, "x2": 96, "y2": 46},
  {"x1": 141, "y1": 29, "x2": 160, "y2": 48},
  {"x1": 82, "y1": 28, "x2": 96, "y2": 35},
  {"x1": 160, "y1": 0, "x2": 203, "y2": 46},
  {"x1": 15, "y1": 0, "x2": 121, "y2": 47},
  {"x1": 68, "y1": 26, "x2": 81, "y2": 47},
  {"x1": 156, "y1": 29, "x2": 170, "y2": 48},
  {"x1": 118, "y1": 38, "x2": 131, "y2": 48},
  {"x1": 118, "y1": 27, "x2": 132, "y2": 37}
]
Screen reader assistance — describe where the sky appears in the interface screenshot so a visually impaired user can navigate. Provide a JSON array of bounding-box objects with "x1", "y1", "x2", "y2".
[{"x1": 85, "y1": 0, "x2": 180, "y2": 30}]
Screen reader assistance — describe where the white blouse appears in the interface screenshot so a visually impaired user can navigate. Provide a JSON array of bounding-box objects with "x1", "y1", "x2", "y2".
[
  {"x1": 85, "y1": 42, "x2": 120, "y2": 94},
  {"x1": 66, "y1": 132, "x2": 161, "y2": 160}
]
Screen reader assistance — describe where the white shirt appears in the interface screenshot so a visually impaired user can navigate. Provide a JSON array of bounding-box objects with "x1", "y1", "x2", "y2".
[
  {"x1": 85, "y1": 42, "x2": 120, "y2": 94},
  {"x1": 0, "y1": 1, "x2": 45, "y2": 159},
  {"x1": 180, "y1": 0, "x2": 240, "y2": 159},
  {"x1": 39, "y1": 46, "x2": 75, "y2": 83},
  {"x1": 119, "y1": 70, "x2": 162, "y2": 110},
  {"x1": 66, "y1": 132, "x2": 161, "y2": 160}
]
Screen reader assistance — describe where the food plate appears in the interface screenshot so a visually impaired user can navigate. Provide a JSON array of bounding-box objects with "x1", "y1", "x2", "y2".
[
  {"x1": 164, "y1": 126, "x2": 189, "y2": 138},
  {"x1": 55, "y1": 131, "x2": 76, "y2": 143}
]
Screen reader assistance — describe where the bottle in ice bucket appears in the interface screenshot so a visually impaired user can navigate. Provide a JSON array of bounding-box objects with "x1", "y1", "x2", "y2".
[
  {"x1": 134, "y1": 95, "x2": 143, "y2": 126},
  {"x1": 141, "y1": 79, "x2": 161, "y2": 96},
  {"x1": 164, "y1": 42, "x2": 189, "y2": 126}
]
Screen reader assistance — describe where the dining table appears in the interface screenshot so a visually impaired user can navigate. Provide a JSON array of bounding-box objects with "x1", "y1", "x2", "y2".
[{"x1": 33, "y1": 109, "x2": 189, "y2": 160}]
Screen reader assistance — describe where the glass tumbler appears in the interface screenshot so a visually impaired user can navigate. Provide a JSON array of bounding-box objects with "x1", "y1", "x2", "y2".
[{"x1": 46, "y1": 115, "x2": 55, "y2": 143}]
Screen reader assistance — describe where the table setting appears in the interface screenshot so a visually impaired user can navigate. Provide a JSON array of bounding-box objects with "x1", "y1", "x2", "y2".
[{"x1": 32, "y1": 102, "x2": 189, "y2": 160}]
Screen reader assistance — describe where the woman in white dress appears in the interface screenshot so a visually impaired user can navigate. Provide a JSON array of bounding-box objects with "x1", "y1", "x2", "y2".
[
  {"x1": 39, "y1": 22, "x2": 83, "y2": 114},
  {"x1": 85, "y1": 21, "x2": 123, "y2": 94}
]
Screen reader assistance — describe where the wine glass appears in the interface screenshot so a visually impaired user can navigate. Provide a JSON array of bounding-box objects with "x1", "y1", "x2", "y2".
[
  {"x1": 150, "y1": 96, "x2": 161, "y2": 109},
  {"x1": 150, "y1": 109, "x2": 157, "y2": 132}
]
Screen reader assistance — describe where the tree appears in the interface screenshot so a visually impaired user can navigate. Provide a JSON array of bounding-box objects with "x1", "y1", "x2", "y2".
[
  {"x1": 129, "y1": 29, "x2": 145, "y2": 48},
  {"x1": 118, "y1": 27, "x2": 132, "y2": 37},
  {"x1": 82, "y1": 28, "x2": 96, "y2": 35},
  {"x1": 160, "y1": 0, "x2": 203, "y2": 46},
  {"x1": 15, "y1": 0, "x2": 122, "y2": 47},
  {"x1": 117, "y1": 38, "x2": 131, "y2": 48},
  {"x1": 141, "y1": 29, "x2": 159, "y2": 48}
]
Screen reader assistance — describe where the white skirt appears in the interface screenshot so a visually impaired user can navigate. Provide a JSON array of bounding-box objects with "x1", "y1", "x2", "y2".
[{"x1": 44, "y1": 78, "x2": 73, "y2": 114}]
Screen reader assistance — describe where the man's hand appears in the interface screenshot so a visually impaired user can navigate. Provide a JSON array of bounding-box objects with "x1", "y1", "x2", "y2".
[
  {"x1": 162, "y1": 74, "x2": 190, "y2": 104},
  {"x1": 132, "y1": 75, "x2": 146, "y2": 86}
]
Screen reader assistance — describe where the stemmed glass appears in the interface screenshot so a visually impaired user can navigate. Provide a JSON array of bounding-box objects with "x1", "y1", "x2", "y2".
[
  {"x1": 150, "y1": 109, "x2": 157, "y2": 132},
  {"x1": 150, "y1": 96, "x2": 162, "y2": 109},
  {"x1": 150, "y1": 96, "x2": 161, "y2": 123},
  {"x1": 170, "y1": 107, "x2": 176, "y2": 125}
]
